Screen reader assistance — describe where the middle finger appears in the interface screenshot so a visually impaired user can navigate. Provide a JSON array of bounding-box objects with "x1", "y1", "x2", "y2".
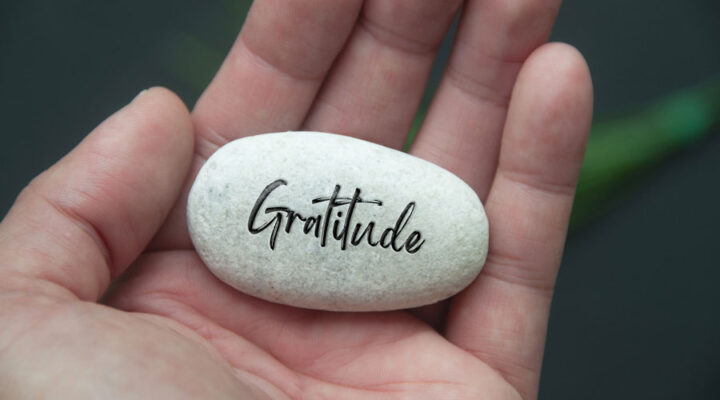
[{"x1": 302, "y1": 0, "x2": 463, "y2": 149}]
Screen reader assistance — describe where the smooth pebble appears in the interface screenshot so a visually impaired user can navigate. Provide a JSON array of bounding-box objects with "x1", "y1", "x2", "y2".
[{"x1": 187, "y1": 131, "x2": 489, "y2": 311}]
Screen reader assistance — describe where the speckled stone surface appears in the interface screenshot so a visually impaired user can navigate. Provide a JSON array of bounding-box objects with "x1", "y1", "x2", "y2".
[{"x1": 187, "y1": 132, "x2": 488, "y2": 311}]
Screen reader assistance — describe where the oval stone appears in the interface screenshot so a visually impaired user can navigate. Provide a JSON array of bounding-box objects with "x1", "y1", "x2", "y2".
[{"x1": 187, "y1": 132, "x2": 488, "y2": 311}]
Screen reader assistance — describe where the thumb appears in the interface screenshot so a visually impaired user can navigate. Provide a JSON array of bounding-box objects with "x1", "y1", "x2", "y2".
[{"x1": 0, "y1": 88, "x2": 194, "y2": 301}]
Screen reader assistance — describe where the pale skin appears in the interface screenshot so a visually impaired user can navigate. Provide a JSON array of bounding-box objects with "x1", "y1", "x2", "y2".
[{"x1": 0, "y1": 0, "x2": 592, "y2": 399}]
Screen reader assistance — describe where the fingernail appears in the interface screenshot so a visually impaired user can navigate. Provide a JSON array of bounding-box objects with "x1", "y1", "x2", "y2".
[{"x1": 132, "y1": 89, "x2": 149, "y2": 102}]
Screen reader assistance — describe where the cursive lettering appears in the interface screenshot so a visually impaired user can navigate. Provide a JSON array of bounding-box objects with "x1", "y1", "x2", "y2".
[{"x1": 248, "y1": 179, "x2": 425, "y2": 253}]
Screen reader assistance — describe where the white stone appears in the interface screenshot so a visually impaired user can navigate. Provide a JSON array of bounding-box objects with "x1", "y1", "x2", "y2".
[{"x1": 187, "y1": 132, "x2": 488, "y2": 311}]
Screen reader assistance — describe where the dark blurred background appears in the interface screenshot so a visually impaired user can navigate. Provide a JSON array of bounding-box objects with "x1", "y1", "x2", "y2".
[{"x1": 1, "y1": 1, "x2": 719, "y2": 398}]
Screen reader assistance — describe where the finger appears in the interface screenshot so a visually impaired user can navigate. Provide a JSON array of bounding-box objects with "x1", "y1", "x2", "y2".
[
  {"x1": 407, "y1": 0, "x2": 562, "y2": 330},
  {"x1": 302, "y1": 0, "x2": 463, "y2": 148},
  {"x1": 192, "y1": 0, "x2": 363, "y2": 159},
  {"x1": 444, "y1": 43, "x2": 593, "y2": 399},
  {"x1": 411, "y1": 0, "x2": 562, "y2": 199},
  {"x1": 0, "y1": 88, "x2": 194, "y2": 301},
  {"x1": 151, "y1": 0, "x2": 364, "y2": 250}
]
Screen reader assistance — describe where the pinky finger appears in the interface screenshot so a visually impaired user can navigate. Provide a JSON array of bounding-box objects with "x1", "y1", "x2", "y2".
[{"x1": 445, "y1": 43, "x2": 593, "y2": 399}]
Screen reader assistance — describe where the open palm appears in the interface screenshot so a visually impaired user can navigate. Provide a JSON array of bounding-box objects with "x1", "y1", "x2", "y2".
[{"x1": 0, "y1": 1, "x2": 592, "y2": 399}]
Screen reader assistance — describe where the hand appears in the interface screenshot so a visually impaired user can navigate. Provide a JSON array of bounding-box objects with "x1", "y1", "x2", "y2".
[{"x1": 0, "y1": 1, "x2": 592, "y2": 399}]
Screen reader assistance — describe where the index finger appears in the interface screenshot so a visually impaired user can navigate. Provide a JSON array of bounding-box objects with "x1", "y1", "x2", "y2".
[
  {"x1": 193, "y1": 0, "x2": 363, "y2": 159},
  {"x1": 151, "y1": 0, "x2": 363, "y2": 249}
]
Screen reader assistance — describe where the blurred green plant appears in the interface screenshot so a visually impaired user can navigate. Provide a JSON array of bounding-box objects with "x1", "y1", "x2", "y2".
[{"x1": 571, "y1": 77, "x2": 720, "y2": 229}]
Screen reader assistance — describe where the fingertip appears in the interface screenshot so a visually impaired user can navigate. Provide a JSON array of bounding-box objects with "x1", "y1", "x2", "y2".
[
  {"x1": 515, "y1": 42, "x2": 594, "y2": 127},
  {"x1": 523, "y1": 42, "x2": 590, "y2": 77},
  {"x1": 502, "y1": 42, "x2": 594, "y2": 181},
  {"x1": 137, "y1": 86, "x2": 191, "y2": 116},
  {"x1": 542, "y1": 42, "x2": 593, "y2": 104},
  {"x1": 127, "y1": 87, "x2": 195, "y2": 159}
]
